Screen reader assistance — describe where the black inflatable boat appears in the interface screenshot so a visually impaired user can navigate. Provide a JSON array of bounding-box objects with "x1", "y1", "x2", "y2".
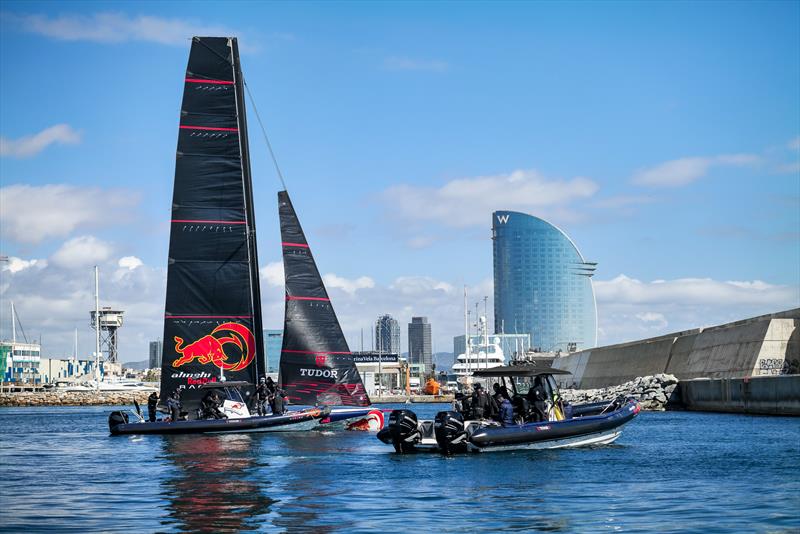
[{"x1": 378, "y1": 365, "x2": 640, "y2": 453}]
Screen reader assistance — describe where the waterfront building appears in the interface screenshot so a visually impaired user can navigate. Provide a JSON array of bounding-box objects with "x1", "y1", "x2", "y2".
[
  {"x1": 375, "y1": 314, "x2": 400, "y2": 355},
  {"x1": 1, "y1": 340, "x2": 41, "y2": 384},
  {"x1": 352, "y1": 351, "x2": 403, "y2": 394},
  {"x1": 453, "y1": 332, "x2": 531, "y2": 365},
  {"x1": 148, "y1": 340, "x2": 162, "y2": 369},
  {"x1": 39, "y1": 358, "x2": 102, "y2": 384},
  {"x1": 493, "y1": 210, "x2": 597, "y2": 354},
  {"x1": 408, "y1": 317, "x2": 432, "y2": 371},
  {"x1": 264, "y1": 329, "x2": 283, "y2": 374}
]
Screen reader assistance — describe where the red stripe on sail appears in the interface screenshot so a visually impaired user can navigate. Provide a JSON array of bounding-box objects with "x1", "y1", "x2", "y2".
[
  {"x1": 179, "y1": 125, "x2": 239, "y2": 132},
  {"x1": 281, "y1": 349, "x2": 352, "y2": 355},
  {"x1": 172, "y1": 219, "x2": 247, "y2": 224},
  {"x1": 282, "y1": 242, "x2": 309, "y2": 248},
  {"x1": 166, "y1": 315, "x2": 253, "y2": 319},
  {"x1": 185, "y1": 78, "x2": 234, "y2": 85},
  {"x1": 286, "y1": 296, "x2": 329, "y2": 301}
]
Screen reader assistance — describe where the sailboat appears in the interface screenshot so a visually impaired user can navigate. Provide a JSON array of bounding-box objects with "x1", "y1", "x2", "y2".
[
  {"x1": 109, "y1": 36, "x2": 328, "y2": 435},
  {"x1": 277, "y1": 191, "x2": 383, "y2": 429}
]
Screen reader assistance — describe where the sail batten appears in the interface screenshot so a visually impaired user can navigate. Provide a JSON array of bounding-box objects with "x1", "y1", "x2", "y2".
[
  {"x1": 277, "y1": 191, "x2": 370, "y2": 407},
  {"x1": 160, "y1": 37, "x2": 263, "y2": 412}
]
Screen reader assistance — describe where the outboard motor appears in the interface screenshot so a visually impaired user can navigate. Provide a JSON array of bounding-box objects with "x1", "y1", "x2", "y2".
[
  {"x1": 434, "y1": 411, "x2": 468, "y2": 455},
  {"x1": 108, "y1": 410, "x2": 129, "y2": 433},
  {"x1": 377, "y1": 409, "x2": 421, "y2": 453}
]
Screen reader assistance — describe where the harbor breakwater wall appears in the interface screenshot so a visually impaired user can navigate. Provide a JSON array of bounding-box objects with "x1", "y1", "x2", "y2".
[
  {"x1": 0, "y1": 391, "x2": 153, "y2": 407},
  {"x1": 680, "y1": 375, "x2": 800, "y2": 416},
  {"x1": 553, "y1": 309, "x2": 800, "y2": 390},
  {"x1": 561, "y1": 373, "x2": 679, "y2": 411}
]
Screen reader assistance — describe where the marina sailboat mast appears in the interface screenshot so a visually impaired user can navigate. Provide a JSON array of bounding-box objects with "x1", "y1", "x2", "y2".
[{"x1": 160, "y1": 37, "x2": 264, "y2": 408}]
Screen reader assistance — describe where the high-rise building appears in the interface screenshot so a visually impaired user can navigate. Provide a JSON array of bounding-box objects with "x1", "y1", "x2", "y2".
[
  {"x1": 493, "y1": 210, "x2": 597, "y2": 354},
  {"x1": 408, "y1": 317, "x2": 432, "y2": 370},
  {"x1": 375, "y1": 314, "x2": 400, "y2": 355},
  {"x1": 264, "y1": 329, "x2": 283, "y2": 374},
  {"x1": 148, "y1": 340, "x2": 162, "y2": 369}
]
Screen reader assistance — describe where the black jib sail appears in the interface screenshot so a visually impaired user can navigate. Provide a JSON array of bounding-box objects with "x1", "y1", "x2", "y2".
[
  {"x1": 278, "y1": 191, "x2": 370, "y2": 407},
  {"x1": 160, "y1": 37, "x2": 264, "y2": 411}
]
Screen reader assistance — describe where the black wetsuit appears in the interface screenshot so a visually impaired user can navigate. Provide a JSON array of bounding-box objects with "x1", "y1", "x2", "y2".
[
  {"x1": 147, "y1": 392, "x2": 158, "y2": 422},
  {"x1": 272, "y1": 390, "x2": 286, "y2": 415},
  {"x1": 527, "y1": 384, "x2": 547, "y2": 422},
  {"x1": 255, "y1": 383, "x2": 269, "y2": 416},
  {"x1": 167, "y1": 393, "x2": 182, "y2": 421},
  {"x1": 471, "y1": 389, "x2": 498, "y2": 419}
]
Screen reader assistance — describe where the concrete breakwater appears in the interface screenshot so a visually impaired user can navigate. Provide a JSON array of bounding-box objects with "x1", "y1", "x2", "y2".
[
  {"x1": 0, "y1": 391, "x2": 154, "y2": 407},
  {"x1": 561, "y1": 373, "x2": 680, "y2": 411}
]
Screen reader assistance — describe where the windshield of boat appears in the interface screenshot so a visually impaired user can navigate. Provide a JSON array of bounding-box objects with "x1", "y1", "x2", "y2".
[
  {"x1": 512, "y1": 374, "x2": 558, "y2": 397},
  {"x1": 223, "y1": 386, "x2": 244, "y2": 403}
]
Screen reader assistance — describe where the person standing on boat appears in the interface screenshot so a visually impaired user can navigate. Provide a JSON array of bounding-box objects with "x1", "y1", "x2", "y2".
[
  {"x1": 471, "y1": 383, "x2": 497, "y2": 420},
  {"x1": 167, "y1": 388, "x2": 182, "y2": 422},
  {"x1": 255, "y1": 377, "x2": 270, "y2": 416},
  {"x1": 147, "y1": 391, "x2": 159, "y2": 422}
]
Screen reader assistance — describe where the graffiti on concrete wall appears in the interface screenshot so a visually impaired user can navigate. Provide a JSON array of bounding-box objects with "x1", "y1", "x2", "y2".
[{"x1": 757, "y1": 358, "x2": 800, "y2": 375}]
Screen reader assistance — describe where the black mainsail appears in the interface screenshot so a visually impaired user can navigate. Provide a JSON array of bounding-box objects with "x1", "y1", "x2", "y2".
[
  {"x1": 278, "y1": 191, "x2": 370, "y2": 407},
  {"x1": 160, "y1": 37, "x2": 264, "y2": 410}
]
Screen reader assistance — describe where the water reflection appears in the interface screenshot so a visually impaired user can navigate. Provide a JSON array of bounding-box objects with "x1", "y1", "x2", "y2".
[{"x1": 159, "y1": 434, "x2": 273, "y2": 532}]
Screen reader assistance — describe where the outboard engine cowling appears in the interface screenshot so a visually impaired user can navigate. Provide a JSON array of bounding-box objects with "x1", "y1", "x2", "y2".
[
  {"x1": 382, "y1": 409, "x2": 421, "y2": 453},
  {"x1": 434, "y1": 411, "x2": 468, "y2": 455},
  {"x1": 108, "y1": 410, "x2": 129, "y2": 433}
]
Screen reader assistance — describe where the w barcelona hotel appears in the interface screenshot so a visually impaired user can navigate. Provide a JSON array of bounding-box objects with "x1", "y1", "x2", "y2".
[{"x1": 492, "y1": 211, "x2": 598, "y2": 354}]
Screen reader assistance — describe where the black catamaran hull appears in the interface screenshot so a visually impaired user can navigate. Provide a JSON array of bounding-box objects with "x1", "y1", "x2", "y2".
[{"x1": 109, "y1": 407, "x2": 329, "y2": 436}]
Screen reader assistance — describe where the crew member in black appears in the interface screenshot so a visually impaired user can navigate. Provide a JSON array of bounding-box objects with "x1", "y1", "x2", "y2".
[
  {"x1": 471, "y1": 383, "x2": 497, "y2": 420},
  {"x1": 527, "y1": 377, "x2": 548, "y2": 422},
  {"x1": 200, "y1": 389, "x2": 226, "y2": 419},
  {"x1": 147, "y1": 391, "x2": 159, "y2": 422},
  {"x1": 271, "y1": 388, "x2": 287, "y2": 415},
  {"x1": 255, "y1": 376, "x2": 270, "y2": 416},
  {"x1": 167, "y1": 388, "x2": 182, "y2": 422}
]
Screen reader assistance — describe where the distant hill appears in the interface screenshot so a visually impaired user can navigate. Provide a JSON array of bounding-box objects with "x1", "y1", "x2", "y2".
[{"x1": 123, "y1": 359, "x2": 149, "y2": 370}]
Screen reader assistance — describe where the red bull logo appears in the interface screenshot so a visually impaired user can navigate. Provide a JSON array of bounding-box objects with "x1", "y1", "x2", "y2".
[{"x1": 172, "y1": 322, "x2": 255, "y2": 371}]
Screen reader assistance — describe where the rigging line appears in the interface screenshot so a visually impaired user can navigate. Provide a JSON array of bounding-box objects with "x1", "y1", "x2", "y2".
[{"x1": 243, "y1": 79, "x2": 288, "y2": 191}]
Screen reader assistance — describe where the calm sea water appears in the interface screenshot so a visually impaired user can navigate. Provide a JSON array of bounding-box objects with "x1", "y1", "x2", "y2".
[{"x1": 1, "y1": 404, "x2": 798, "y2": 533}]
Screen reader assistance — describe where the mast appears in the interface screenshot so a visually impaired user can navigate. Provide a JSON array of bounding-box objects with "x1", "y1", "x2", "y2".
[
  {"x1": 231, "y1": 37, "x2": 265, "y2": 381},
  {"x1": 10, "y1": 301, "x2": 15, "y2": 346},
  {"x1": 94, "y1": 266, "x2": 100, "y2": 389},
  {"x1": 463, "y1": 287, "x2": 470, "y2": 375}
]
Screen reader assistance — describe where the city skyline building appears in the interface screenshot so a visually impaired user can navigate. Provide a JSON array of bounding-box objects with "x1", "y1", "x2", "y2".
[
  {"x1": 148, "y1": 340, "x2": 162, "y2": 369},
  {"x1": 493, "y1": 210, "x2": 598, "y2": 354},
  {"x1": 408, "y1": 316, "x2": 432, "y2": 370},
  {"x1": 375, "y1": 314, "x2": 401, "y2": 355},
  {"x1": 264, "y1": 329, "x2": 282, "y2": 375}
]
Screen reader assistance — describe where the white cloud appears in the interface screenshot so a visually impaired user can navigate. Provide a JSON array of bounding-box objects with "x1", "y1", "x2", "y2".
[
  {"x1": 406, "y1": 236, "x2": 438, "y2": 249},
  {"x1": 4, "y1": 12, "x2": 239, "y2": 46},
  {"x1": 383, "y1": 56, "x2": 448, "y2": 72},
  {"x1": 51, "y1": 236, "x2": 113, "y2": 268},
  {"x1": 0, "y1": 184, "x2": 139, "y2": 244},
  {"x1": 1, "y1": 256, "x2": 47, "y2": 274},
  {"x1": 632, "y1": 154, "x2": 759, "y2": 187},
  {"x1": 382, "y1": 169, "x2": 598, "y2": 228},
  {"x1": 0, "y1": 251, "x2": 166, "y2": 361},
  {"x1": 322, "y1": 273, "x2": 375, "y2": 294},
  {"x1": 594, "y1": 274, "x2": 799, "y2": 344},
  {"x1": 259, "y1": 261, "x2": 285, "y2": 287},
  {"x1": 118, "y1": 256, "x2": 143, "y2": 270},
  {"x1": 0, "y1": 124, "x2": 80, "y2": 158}
]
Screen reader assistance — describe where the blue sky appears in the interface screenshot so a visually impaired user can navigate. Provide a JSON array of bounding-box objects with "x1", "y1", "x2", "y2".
[{"x1": 1, "y1": 1, "x2": 798, "y2": 362}]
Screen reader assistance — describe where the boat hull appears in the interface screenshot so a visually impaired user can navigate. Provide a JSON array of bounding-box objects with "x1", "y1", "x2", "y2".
[
  {"x1": 468, "y1": 400, "x2": 640, "y2": 450},
  {"x1": 109, "y1": 407, "x2": 329, "y2": 436}
]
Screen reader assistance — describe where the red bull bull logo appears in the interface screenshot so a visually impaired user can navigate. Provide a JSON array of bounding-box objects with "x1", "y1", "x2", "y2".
[{"x1": 172, "y1": 322, "x2": 255, "y2": 371}]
